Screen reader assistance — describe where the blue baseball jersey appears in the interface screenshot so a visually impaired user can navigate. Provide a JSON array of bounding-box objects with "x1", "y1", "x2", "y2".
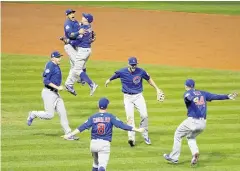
[
  {"x1": 111, "y1": 67, "x2": 150, "y2": 94},
  {"x1": 42, "y1": 61, "x2": 62, "y2": 86},
  {"x1": 64, "y1": 19, "x2": 81, "y2": 39},
  {"x1": 69, "y1": 24, "x2": 93, "y2": 48},
  {"x1": 78, "y1": 112, "x2": 133, "y2": 142},
  {"x1": 184, "y1": 89, "x2": 229, "y2": 119}
]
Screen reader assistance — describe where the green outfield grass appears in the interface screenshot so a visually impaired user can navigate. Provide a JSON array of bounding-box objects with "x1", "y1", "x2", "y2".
[
  {"x1": 1, "y1": 54, "x2": 240, "y2": 171},
  {"x1": 20, "y1": 1, "x2": 240, "y2": 15}
]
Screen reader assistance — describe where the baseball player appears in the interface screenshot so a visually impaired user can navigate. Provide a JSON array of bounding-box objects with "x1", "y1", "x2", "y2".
[
  {"x1": 63, "y1": 97, "x2": 144, "y2": 171},
  {"x1": 105, "y1": 57, "x2": 165, "y2": 147},
  {"x1": 62, "y1": 9, "x2": 86, "y2": 87},
  {"x1": 27, "y1": 51, "x2": 78, "y2": 140},
  {"x1": 163, "y1": 79, "x2": 238, "y2": 165},
  {"x1": 62, "y1": 13, "x2": 98, "y2": 96}
]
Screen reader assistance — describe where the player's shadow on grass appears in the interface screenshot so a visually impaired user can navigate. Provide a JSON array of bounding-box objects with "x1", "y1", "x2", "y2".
[
  {"x1": 149, "y1": 129, "x2": 170, "y2": 136},
  {"x1": 33, "y1": 132, "x2": 59, "y2": 136},
  {"x1": 171, "y1": 152, "x2": 228, "y2": 167},
  {"x1": 199, "y1": 152, "x2": 227, "y2": 166}
]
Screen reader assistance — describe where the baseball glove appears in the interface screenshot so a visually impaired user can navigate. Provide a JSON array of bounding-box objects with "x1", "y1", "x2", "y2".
[
  {"x1": 91, "y1": 31, "x2": 96, "y2": 42},
  {"x1": 228, "y1": 92, "x2": 238, "y2": 100},
  {"x1": 157, "y1": 89, "x2": 165, "y2": 102},
  {"x1": 59, "y1": 36, "x2": 70, "y2": 45}
]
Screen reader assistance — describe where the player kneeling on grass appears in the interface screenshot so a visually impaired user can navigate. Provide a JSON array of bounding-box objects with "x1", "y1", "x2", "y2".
[
  {"x1": 63, "y1": 97, "x2": 144, "y2": 171},
  {"x1": 163, "y1": 79, "x2": 238, "y2": 165}
]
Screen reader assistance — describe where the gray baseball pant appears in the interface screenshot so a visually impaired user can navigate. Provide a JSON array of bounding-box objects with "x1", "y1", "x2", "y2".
[
  {"x1": 169, "y1": 117, "x2": 206, "y2": 160},
  {"x1": 30, "y1": 88, "x2": 72, "y2": 134},
  {"x1": 65, "y1": 45, "x2": 91, "y2": 86},
  {"x1": 91, "y1": 139, "x2": 111, "y2": 170},
  {"x1": 124, "y1": 93, "x2": 149, "y2": 142}
]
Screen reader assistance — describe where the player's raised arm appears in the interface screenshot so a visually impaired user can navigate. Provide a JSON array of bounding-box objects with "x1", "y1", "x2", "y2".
[
  {"x1": 204, "y1": 91, "x2": 238, "y2": 101},
  {"x1": 111, "y1": 115, "x2": 144, "y2": 133},
  {"x1": 105, "y1": 71, "x2": 120, "y2": 87}
]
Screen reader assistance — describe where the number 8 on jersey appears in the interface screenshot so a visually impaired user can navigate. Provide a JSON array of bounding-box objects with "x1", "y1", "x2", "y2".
[{"x1": 97, "y1": 123, "x2": 105, "y2": 135}]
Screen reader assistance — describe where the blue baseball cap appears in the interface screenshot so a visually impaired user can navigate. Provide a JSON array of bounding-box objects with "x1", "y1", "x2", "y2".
[
  {"x1": 66, "y1": 9, "x2": 75, "y2": 15},
  {"x1": 51, "y1": 51, "x2": 62, "y2": 58},
  {"x1": 82, "y1": 13, "x2": 93, "y2": 23},
  {"x1": 185, "y1": 79, "x2": 195, "y2": 88},
  {"x1": 99, "y1": 97, "x2": 109, "y2": 109},
  {"x1": 128, "y1": 57, "x2": 138, "y2": 65}
]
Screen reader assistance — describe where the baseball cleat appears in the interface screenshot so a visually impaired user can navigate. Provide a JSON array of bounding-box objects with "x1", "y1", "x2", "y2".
[
  {"x1": 163, "y1": 154, "x2": 178, "y2": 164},
  {"x1": 65, "y1": 85, "x2": 77, "y2": 96},
  {"x1": 71, "y1": 135, "x2": 79, "y2": 140},
  {"x1": 65, "y1": 135, "x2": 80, "y2": 141},
  {"x1": 90, "y1": 83, "x2": 98, "y2": 96},
  {"x1": 144, "y1": 137, "x2": 151, "y2": 145},
  {"x1": 128, "y1": 140, "x2": 135, "y2": 147},
  {"x1": 191, "y1": 153, "x2": 199, "y2": 166},
  {"x1": 27, "y1": 112, "x2": 34, "y2": 126}
]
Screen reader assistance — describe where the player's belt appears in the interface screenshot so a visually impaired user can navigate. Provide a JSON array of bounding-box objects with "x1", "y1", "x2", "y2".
[
  {"x1": 123, "y1": 92, "x2": 138, "y2": 95},
  {"x1": 78, "y1": 46, "x2": 91, "y2": 49},
  {"x1": 92, "y1": 138, "x2": 110, "y2": 142},
  {"x1": 189, "y1": 117, "x2": 205, "y2": 120},
  {"x1": 44, "y1": 85, "x2": 58, "y2": 93}
]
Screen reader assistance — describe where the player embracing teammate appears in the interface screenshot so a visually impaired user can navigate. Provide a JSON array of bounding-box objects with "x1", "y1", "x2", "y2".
[{"x1": 61, "y1": 9, "x2": 98, "y2": 96}]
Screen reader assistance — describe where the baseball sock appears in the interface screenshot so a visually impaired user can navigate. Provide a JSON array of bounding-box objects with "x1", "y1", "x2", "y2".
[
  {"x1": 79, "y1": 68, "x2": 87, "y2": 83},
  {"x1": 80, "y1": 72, "x2": 93, "y2": 86},
  {"x1": 140, "y1": 117, "x2": 149, "y2": 138}
]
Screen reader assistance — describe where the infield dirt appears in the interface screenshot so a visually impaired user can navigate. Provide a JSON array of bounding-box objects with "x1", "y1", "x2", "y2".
[{"x1": 2, "y1": 3, "x2": 240, "y2": 70}]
